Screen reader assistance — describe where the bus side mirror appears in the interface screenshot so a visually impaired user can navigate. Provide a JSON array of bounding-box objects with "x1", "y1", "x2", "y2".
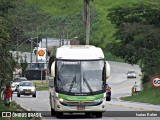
[
  {"x1": 51, "y1": 62, "x2": 55, "y2": 78},
  {"x1": 105, "y1": 61, "x2": 110, "y2": 79}
]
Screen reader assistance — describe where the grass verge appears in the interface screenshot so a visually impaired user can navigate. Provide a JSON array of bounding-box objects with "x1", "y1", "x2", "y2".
[
  {"x1": 32, "y1": 80, "x2": 49, "y2": 91},
  {"x1": 121, "y1": 82, "x2": 160, "y2": 105},
  {"x1": 0, "y1": 100, "x2": 40, "y2": 120}
]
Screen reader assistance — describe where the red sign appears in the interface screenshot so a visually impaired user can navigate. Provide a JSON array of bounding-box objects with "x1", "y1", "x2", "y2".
[{"x1": 152, "y1": 76, "x2": 160, "y2": 88}]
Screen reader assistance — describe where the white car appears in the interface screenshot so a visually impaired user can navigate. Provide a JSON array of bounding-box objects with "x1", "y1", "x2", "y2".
[
  {"x1": 127, "y1": 71, "x2": 136, "y2": 78},
  {"x1": 11, "y1": 77, "x2": 27, "y2": 92},
  {"x1": 17, "y1": 81, "x2": 36, "y2": 97}
]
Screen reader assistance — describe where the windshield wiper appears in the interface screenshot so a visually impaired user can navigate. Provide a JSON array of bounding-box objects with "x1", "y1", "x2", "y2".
[
  {"x1": 69, "y1": 75, "x2": 76, "y2": 93},
  {"x1": 83, "y1": 77, "x2": 93, "y2": 94}
]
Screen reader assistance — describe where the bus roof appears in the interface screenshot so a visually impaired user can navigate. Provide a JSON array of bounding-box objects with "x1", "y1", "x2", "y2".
[{"x1": 56, "y1": 45, "x2": 104, "y2": 60}]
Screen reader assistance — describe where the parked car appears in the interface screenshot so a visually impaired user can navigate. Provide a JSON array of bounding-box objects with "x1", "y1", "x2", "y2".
[
  {"x1": 17, "y1": 81, "x2": 36, "y2": 97},
  {"x1": 127, "y1": 71, "x2": 136, "y2": 78},
  {"x1": 11, "y1": 77, "x2": 27, "y2": 93},
  {"x1": 106, "y1": 84, "x2": 111, "y2": 101}
]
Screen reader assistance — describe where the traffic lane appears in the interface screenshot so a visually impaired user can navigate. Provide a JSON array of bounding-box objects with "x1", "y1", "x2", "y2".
[
  {"x1": 12, "y1": 91, "x2": 160, "y2": 120},
  {"x1": 108, "y1": 61, "x2": 141, "y2": 74},
  {"x1": 12, "y1": 91, "x2": 50, "y2": 111},
  {"x1": 42, "y1": 106, "x2": 159, "y2": 120},
  {"x1": 108, "y1": 74, "x2": 141, "y2": 89},
  {"x1": 108, "y1": 61, "x2": 141, "y2": 88},
  {"x1": 42, "y1": 105, "x2": 160, "y2": 120}
]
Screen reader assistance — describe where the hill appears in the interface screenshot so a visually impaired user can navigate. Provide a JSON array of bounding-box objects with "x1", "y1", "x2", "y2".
[
  {"x1": 12, "y1": 0, "x2": 158, "y2": 61},
  {"x1": 26, "y1": 0, "x2": 147, "y2": 49}
]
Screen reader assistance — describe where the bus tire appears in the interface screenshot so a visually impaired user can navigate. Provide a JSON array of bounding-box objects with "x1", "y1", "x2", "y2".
[
  {"x1": 56, "y1": 112, "x2": 63, "y2": 118},
  {"x1": 95, "y1": 112, "x2": 102, "y2": 118},
  {"x1": 51, "y1": 107, "x2": 56, "y2": 116},
  {"x1": 85, "y1": 112, "x2": 91, "y2": 117},
  {"x1": 106, "y1": 96, "x2": 111, "y2": 101}
]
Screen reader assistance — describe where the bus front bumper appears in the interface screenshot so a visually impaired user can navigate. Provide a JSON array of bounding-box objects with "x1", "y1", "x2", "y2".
[{"x1": 54, "y1": 99, "x2": 106, "y2": 112}]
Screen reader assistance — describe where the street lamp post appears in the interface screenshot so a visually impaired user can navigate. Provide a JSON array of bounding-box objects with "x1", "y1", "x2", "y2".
[{"x1": 29, "y1": 37, "x2": 38, "y2": 68}]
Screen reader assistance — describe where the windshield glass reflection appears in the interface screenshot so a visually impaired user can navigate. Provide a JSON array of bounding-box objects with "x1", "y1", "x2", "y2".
[{"x1": 56, "y1": 60, "x2": 105, "y2": 94}]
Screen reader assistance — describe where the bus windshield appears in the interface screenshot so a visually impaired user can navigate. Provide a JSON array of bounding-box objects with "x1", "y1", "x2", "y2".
[{"x1": 56, "y1": 60, "x2": 105, "y2": 94}]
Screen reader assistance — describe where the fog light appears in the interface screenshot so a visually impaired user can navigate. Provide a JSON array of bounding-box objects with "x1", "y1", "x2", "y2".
[{"x1": 57, "y1": 105, "x2": 60, "y2": 108}]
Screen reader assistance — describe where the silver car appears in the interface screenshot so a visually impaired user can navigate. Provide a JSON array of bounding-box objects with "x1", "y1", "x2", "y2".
[
  {"x1": 17, "y1": 81, "x2": 36, "y2": 97},
  {"x1": 11, "y1": 77, "x2": 27, "y2": 92},
  {"x1": 127, "y1": 71, "x2": 136, "y2": 78}
]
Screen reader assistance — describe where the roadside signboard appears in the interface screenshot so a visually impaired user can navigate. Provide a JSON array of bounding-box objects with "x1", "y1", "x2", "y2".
[
  {"x1": 38, "y1": 47, "x2": 46, "y2": 61},
  {"x1": 152, "y1": 76, "x2": 160, "y2": 88}
]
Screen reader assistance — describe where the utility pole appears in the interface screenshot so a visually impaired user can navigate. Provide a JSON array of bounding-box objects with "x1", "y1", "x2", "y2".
[
  {"x1": 16, "y1": 38, "x2": 19, "y2": 62},
  {"x1": 46, "y1": 37, "x2": 48, "y2": 81},
  {"x1": 84, "y1": 0, "x2": 90, "y2": 45},
  {"x1": 36, "y1": 27, "x2": 38, "y2": 64},
  {"x1": 30, "y1": 39, "x2": 33, "y2": 68}
]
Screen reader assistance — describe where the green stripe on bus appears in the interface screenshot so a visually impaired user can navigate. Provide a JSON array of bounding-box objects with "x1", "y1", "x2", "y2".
[{"x1": 58, "y1": 93, "x2": 104, "y2": 101}]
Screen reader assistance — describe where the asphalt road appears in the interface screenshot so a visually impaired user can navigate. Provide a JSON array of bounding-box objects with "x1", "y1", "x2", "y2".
[{"x1": 12, "y1": 61, "x2": 160, "y2": 120}]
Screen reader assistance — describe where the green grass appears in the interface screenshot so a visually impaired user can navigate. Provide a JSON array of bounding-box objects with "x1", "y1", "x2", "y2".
[
  {"x1": 0, "y1": 101, "x2": 29, "y2": 120},
  {"x1": 36, "y1": 87, "x2": 48, "y2": 91},
  {"x1": 121, "y1": 82, "x2": 160, "y2": 105},
  {"x1": 0, "y1": 100, "x2": 41, "y2": 120},
  {"x1": 33, "y1": 80, "x2": 49, "y2": 91}
]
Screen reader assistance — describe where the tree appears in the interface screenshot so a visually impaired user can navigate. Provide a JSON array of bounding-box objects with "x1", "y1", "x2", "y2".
[
  {"x1": 107, "y1": 1, "x2": 160, "y2": 84},
  {"x1": 0, "y1": 0, "x2": 16, "y2": 86}
]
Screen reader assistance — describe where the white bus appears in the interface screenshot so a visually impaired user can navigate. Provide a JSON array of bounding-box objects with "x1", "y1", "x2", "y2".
[{"x1": 49, "y1": 45, "x2": 110, "y2": 118}]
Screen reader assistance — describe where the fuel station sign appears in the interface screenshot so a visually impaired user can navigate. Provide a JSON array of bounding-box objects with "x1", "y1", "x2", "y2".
[{"x1": 38, "y1": 47, "x2": 46, "y2": 61}]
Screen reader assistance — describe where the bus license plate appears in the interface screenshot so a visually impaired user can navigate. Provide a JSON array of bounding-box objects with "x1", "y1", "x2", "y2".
[{"x1": 77, "y1": 106, "x2": 85, "y2": 110}]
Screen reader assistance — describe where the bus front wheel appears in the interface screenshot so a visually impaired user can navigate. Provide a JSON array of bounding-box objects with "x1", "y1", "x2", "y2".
[
  {"x1": 51, "y1": 107, "x2": 56, "y2": 116},
  {"x1": 56, "y1": 112, "x2": 63, "y2": 118},
  {"x1": 94, "y1": 112, "x2": 102, "y2": 118}
]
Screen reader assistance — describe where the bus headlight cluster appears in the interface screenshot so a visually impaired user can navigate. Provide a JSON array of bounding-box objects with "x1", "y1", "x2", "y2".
[
  {"x1": 58, "y1": 98, "x2": 68, "y2": 103},
  {"x1": 94, "y1": 99, "x2": 103, "y2": 103},
  {"x1": 58, "y1": 98, "x2": 64, "y2": 102}
]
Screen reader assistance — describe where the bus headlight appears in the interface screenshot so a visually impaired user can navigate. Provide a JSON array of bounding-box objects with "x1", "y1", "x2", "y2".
[
  {"x1": 58, "y1": 98, "x2": 64, "y2": 102},
  {"x1": 94, "y1": 99, "x2": 103, "y2": 103}
]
